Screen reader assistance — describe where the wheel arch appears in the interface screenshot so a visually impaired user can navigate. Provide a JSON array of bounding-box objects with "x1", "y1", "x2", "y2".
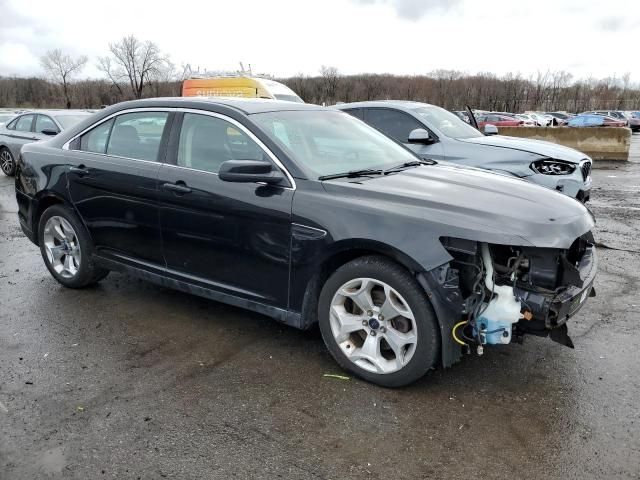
[
  {"x1": 297, "y1": 238, "x2": 462, "y2": 369},
  {"x1": 297, "y1": 238, "x2": 428, "y2": 330},
  {"x1": 31, "y1": 191, "x2": 73, "y2": 244}
]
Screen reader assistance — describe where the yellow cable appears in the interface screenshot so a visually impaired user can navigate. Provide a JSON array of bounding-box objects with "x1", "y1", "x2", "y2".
[{"x1": 452, "y1": 321, "x2": 468, "y2": 346}]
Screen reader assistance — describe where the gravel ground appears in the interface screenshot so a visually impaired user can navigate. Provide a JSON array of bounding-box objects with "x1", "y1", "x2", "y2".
[{"x1": 1, "y1": 135, "x2": 639, "y2": 479}]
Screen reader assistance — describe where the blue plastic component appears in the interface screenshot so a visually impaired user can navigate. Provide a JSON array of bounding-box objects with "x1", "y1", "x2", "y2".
[{"x1": 476, "y1": 315, "x2": 511, "y2": 345}]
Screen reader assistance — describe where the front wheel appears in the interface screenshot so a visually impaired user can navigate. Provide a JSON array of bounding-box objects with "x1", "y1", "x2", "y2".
[
  {"x1": 38, "y1": 204, "x2": 109, "y2": 288},
  {"x1": 318, "y1": 256, "x2": 440, "y2": 387},
  {"x1": 0, "y1": 147, "x2": 16, "y2": 176}
]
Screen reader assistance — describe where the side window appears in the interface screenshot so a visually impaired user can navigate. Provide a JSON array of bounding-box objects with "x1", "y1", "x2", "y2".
[
  {"x1": 35, "y1": 115, "x2": 59, "y2": 134},
  {"x1": 106, "y1": 112, "x2": 169, "y2": 161},
  {"x1": 365, "y1": 109, "x2": 423, "y2": 143},
  {"x1": 177, "y1": 113, "x2": 267, "y2": 173},
  {"x1": 15, "y1": 114, "x2": 35, "y2": 132},
  {"x1": 6, "y1": 118, "x2": 18, "y2": 130},
  {"x1": 342, "y1": 108, "x2": 363, "y2": 120},
  {"x1": 79, "y1": 119, "x2": 114, "y2": 154}
]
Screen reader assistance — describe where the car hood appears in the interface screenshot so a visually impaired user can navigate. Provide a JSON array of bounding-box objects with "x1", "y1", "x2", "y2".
[
  {"x1": 458, "y1": 134, "x2": 588, "y2": 163},
  {"x1": 322, "y1": 163, "x2": 594, "y2": 252}
]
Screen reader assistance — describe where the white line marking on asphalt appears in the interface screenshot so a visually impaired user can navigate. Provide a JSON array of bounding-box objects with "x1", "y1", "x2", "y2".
[{"x1": 0, "y1": 401, "x2": 8, "y2": 413}]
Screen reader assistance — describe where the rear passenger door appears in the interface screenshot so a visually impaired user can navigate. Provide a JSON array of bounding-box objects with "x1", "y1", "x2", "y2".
[
  {"x1": 158, "y1": 111, "x2": 293, "y2": 308},
  {"x1": 67, "y1": 110, "x2": 173, "y2": 267},
  {"x1": 363, "y1": 108, "x2": 446, "y2": 160}
]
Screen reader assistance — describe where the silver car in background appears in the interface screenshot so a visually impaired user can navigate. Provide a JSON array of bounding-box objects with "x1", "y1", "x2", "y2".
[
  {"x1": 335, "y1": 101, "x2": 592, "y2": 202},
  {"x1": 0, "y1": 110, "x2": 93, "y2": 176}
]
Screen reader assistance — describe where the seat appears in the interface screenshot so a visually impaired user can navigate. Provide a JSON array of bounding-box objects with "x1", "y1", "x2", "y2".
[
  {"x1": 189, "y1": 122, "x2": 234, "y2": 172},
  {"x1": 108, "y1": 125, "x2": 141, "y2": 158}
]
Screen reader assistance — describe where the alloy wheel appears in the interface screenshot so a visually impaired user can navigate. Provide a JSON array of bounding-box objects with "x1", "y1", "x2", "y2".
[
  {"x1": 42, "y1": 216, "x2": 81, "y2": 279},
  {"x1": 0, "y1": 149, "x2": 14, "y2": 175},
  {"x1": 329, "y1": 277, "x2": 418, "y2": 374}
]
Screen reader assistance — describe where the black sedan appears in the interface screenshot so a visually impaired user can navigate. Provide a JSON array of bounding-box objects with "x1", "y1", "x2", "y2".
[{"x1": 15, "y1": 98, "x2": 597, "y2": 386}]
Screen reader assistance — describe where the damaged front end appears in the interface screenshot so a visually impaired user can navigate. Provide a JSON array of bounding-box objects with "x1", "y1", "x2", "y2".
[{"x1": 440, "y1": 233, "x2": 597, "y2": 356}]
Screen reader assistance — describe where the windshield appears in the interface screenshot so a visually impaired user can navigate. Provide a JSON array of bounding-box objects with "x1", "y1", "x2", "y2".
[
  {"x1": 252, "y1": 110, "x2": 419, "y2": 178},
  {"x1": 0, "y1": 115, "x2": 14, "y2": 123},
  {"x1": 412, "y1": 106, "x2": 483, "y2": 139},
  {"x1": 54, "y1": 114, "x2": 90, "y2": 129}
]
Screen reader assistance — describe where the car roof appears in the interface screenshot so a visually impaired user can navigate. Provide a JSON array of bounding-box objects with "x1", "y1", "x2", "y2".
[
  {"x1": 11, "y1": 110, "x2": 93, "y2": 116},
  {"x1": 332, "y1": 100, "x2": 437, "y2": 112},
  {"x1": 106, "y1": 97, "x2": 323, "y2": 115}
]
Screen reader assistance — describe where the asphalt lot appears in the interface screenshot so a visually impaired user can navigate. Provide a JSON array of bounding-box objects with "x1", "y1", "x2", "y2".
[{"x1": 1, "y1": 136, "x2": 639, "y2": 480}]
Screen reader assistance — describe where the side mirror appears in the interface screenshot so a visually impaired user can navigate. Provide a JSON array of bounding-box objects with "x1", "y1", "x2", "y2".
[
  {"x1": 484, "y1": 124, "x2": 499, "y2": 135},
  {"x1": 219, "y1": 160, "x2": 285, "y2": 185},
  {"x1": 408, "y1": 128, "x2": 435, "y2": 144},
  {"x1": 41, "y1": 129, "x2": 59, "y2": 136}
]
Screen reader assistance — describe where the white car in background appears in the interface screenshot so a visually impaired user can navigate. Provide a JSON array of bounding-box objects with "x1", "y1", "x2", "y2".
[
  {"x1": 526, "y1": 112, "x2": 552, "y2": 126},
  {"x1": 515, "y1": 114, "x2": 537, "y2": 126}
]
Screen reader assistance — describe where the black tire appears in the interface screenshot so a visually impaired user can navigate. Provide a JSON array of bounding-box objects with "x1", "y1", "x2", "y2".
[
  {"x1": 318, "y1": 255, "x2": 440, "y2": 387},
  {"x1": 38, "y1": 204, "x2": 109, "y2": 288},
  {"x1": 0, "y1": 147, "x2": 16, "y2": 176}
]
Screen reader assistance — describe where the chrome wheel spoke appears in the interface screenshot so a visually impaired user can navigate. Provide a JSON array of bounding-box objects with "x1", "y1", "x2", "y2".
[
  {"x1": 339, "y1": 278, "x2": 374, "y2": 313},
  {"x1": 48, "y1": 245, "x2": 66, "y2": 261},
  {"x1": 351, "y1": 334, "x2": 384, "y2": 372},
  {"x1": 383, "y1": 328, "x2": 417, "y2": 368},
  {"x1": 330, "y1": 305, "x2": 364, "y2": 343},
  {"x1": 59, "y1": 218, "x2": 75, "y2": 241},
  {"x1": 379, "y1": 284, "x2": 412, "y2": 321}
]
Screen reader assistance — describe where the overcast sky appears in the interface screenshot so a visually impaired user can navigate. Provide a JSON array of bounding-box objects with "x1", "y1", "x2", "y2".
[{"x1": 1, "y1": 0, "x2": 639, "y2": 82}]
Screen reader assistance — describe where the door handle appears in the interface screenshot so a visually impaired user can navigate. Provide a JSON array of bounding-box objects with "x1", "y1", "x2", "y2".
[
  {"x1": 162, "y1": 182, "x2": 192, "y2": 194},
  {"x1": 69, "y1": 165, "x2": 89, "y2": 175}
]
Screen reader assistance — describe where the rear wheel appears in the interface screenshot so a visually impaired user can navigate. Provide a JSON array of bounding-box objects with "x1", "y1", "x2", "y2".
[
  {"x1": 0, "y1": 147, "x2": 16, "y2": 176},
  {"x1": 38, "y1": 204, "x2": 109, "y2": 288},
  {"x1": 318, "y1": 256, "x2": 439, "y2": 387}
]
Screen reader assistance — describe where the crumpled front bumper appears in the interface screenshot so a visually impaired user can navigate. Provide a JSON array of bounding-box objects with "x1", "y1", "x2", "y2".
[{"x1": 514, "y1": 244, "x2": 597, "y2": 346}]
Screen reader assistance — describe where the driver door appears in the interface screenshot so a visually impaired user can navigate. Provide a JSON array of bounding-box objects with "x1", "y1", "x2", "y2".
[{"x1": 158, "y1": 112, "x2": 293, "y2": 308}]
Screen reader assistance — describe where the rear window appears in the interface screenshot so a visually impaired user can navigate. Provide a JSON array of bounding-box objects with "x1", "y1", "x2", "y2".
[
  {"x1": 79, "y1": 119, "x2": 114, "y2": 154},
  {"x1": 55, "y1": 114, "x2": 90, "y2": 130}
]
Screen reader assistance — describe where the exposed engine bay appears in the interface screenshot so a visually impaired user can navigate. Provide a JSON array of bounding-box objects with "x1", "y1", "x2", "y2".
[{"x1": 441, "y1": 234, "x2": 597, "y2": 355}]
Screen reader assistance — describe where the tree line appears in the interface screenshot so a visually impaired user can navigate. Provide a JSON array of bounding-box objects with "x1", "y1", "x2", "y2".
[{"x1": 1, "y1": 35, "x2": 639, "y2": 113}]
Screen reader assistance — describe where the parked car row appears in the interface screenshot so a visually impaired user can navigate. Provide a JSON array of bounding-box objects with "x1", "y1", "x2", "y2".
[
  {"x1": 12, "y1": 96, "x2": 598, "y2": 386},
  {"x1": 470, "y1": 109, "x2": 639, "y2": 130}
]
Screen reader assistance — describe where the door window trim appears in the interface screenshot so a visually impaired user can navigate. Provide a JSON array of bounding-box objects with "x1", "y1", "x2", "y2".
[{"x1": 62, "y1": 107, "x2": 295, "y2": 190}]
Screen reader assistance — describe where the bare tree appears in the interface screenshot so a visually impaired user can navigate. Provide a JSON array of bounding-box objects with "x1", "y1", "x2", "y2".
[
  {"x1": 98, "y1": 35, "x2": 169, "y2": 99},
  {"x1": 40, "y1": 49, "x2": 88, "y2": 108},
  {"x1": 319, "y1": 65, "x2": 340, "y2": 105}
]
